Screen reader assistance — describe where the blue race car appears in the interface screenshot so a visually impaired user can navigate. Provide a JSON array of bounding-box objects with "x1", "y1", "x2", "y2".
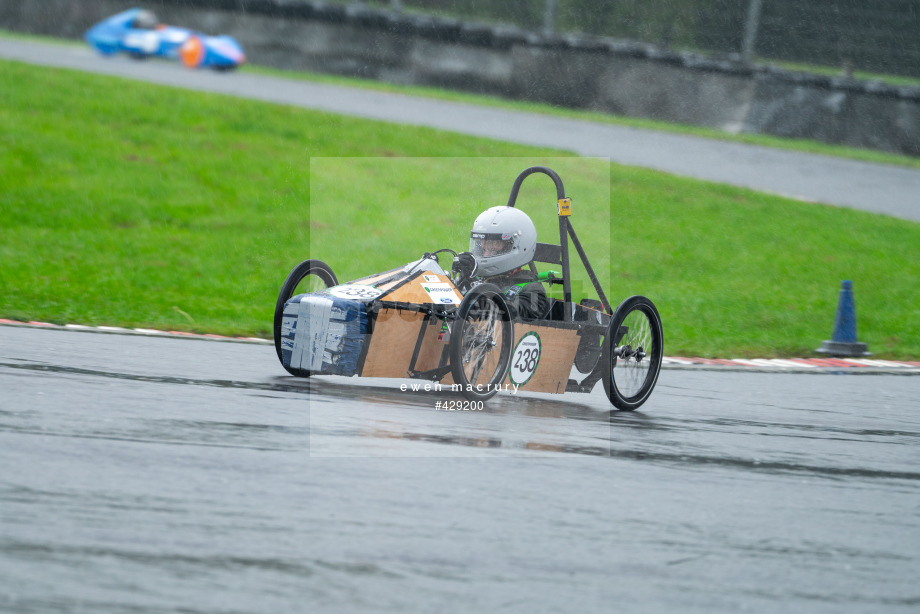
[{"x1": 85, "y1": 8, "x2": 245, "y2": 71}]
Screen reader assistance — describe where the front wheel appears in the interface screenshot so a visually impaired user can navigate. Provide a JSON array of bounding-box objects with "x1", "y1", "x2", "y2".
[
  {"x1": 449, "y1": 284, "x2": 513, "y2": 402},
  {"x1": 602, "y1": 296, "x2": 663, "y2": 411},
  {"x1": 273, "y1": 260, "x2": 338, "y2": 375}
]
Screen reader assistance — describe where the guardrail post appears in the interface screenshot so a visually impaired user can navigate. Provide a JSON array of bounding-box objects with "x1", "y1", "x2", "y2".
[
  {"x1": 543, "y1": 0, "x2": 556, "y2": 35},
  {"x1": 741, "y1": 0, "x2": 763, "y2": 64}
]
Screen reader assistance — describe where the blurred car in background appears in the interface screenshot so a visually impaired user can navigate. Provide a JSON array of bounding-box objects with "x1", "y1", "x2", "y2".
[{"x1": 85, "y1": 8, "x2": 245, "y2": 71}]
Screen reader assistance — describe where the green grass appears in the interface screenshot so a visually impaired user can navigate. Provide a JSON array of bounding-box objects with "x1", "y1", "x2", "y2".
[
  {"x1": 3, "y1": 29, "x2": 920, "y2": 170},
  {"x1": 770, "y1": 60, "x2": 920, "y2": 88},
  {"x1": 2, "y1": 59, "x2": 919, "y2": 359}
]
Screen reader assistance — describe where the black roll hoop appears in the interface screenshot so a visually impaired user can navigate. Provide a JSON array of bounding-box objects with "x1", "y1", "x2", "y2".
[{"x1": 506, "y1": 166, "x2": 566, "y2": 207}]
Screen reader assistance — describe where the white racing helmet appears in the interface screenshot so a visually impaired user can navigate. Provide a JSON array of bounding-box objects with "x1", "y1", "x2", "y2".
[
  {"x1": 132, "y1": 10, "x2": 159, "y2": 30},
  {"x1": 469, "y1": 206, "x2": 537, "y2": 277}
]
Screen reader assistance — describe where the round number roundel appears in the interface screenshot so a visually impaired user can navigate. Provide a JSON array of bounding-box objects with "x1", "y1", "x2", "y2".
[
  {"x1": 328, "y1": 284, "x2": 383, "y2": 301},
  {"x1": 509, "y1": 332, "x2": 541, "y2": 386}
]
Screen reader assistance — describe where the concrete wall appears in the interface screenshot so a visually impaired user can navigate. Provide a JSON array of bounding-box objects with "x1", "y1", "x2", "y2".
[{"x1": 3, "y1": 0, "x2": 919, "y2": 156}]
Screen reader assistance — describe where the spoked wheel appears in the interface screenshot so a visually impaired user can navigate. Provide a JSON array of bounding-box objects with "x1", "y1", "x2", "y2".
[
  {"x1": 449, "y1": 284, "x2": 513, "y2": 402},
  {"x1": 602, "y1": 296, "x2": 663, "y2": 411},
  {"x1": 273, "y1": 259, "x2": 337, "y2": 375}
]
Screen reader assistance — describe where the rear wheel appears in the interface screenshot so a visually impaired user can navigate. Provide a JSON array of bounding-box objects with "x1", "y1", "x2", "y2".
[
  {"x1": 273, "y1": 260, "x2": 337, "y2": 375},
  {"x1": 602, "y1": 296, "x2": 663, "y2": 411},
  {"x1": 449, "y1": 284, "x2": 513, "y2": 402}
]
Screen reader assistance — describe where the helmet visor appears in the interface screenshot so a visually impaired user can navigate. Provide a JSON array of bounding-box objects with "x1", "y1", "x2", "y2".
[{"x1": 470, "y1": 232, "x2": 513, "y2": 258}]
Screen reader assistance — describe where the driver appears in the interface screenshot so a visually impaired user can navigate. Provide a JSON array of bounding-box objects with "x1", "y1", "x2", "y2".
[
  {"x1": 464, "y1": 206, "x2": 550, "y2": 320},
  {"x1": 131, "y1": 10, "x2": 159, "y2": 30}
]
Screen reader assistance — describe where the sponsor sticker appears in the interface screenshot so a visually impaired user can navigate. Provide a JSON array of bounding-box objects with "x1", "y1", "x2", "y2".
[
  {"x1": 421, "y1": 282, "x2": 462, "y2": 305},
  {"x1": 509, "y1": 332, "x2": 541, "y2": 386},
  {"x1": 328, "y1": 284, "x2": 384, "y2": 301},
  {"x1": 558, "y1": 198, "x2": 572, "y2": 216},
  {"x1": 423, "y1": 275, "x2": 441, "y2": 283}
]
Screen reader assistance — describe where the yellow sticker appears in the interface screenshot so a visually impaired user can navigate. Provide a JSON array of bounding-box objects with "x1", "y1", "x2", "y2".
[{"x1": 558, "y1": 198, "x2": 572, "y2": 216}]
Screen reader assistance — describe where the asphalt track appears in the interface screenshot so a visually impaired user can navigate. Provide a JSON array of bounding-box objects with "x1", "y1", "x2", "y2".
[
  {"x1": 2, "y1": 37, "x2": 919, "y2": 222},
  {"x1": 1, "y1": 325, "x2": 919, "y2": 613}
]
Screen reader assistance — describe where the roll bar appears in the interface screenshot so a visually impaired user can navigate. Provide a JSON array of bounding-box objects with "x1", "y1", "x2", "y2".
[
  {"x1": 506, "y1": 166, "x2": 566, "y2": 206},
  {"x1": 505, "y1": 166, "x2": 611, "y2": 320}
]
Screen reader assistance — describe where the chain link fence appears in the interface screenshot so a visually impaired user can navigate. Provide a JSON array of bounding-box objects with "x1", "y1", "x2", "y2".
[{"x1": 335, "y1": 0, "x2": 920, "y2": 79}]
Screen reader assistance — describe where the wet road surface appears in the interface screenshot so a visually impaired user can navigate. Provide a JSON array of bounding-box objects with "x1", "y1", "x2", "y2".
[
  {"x1": 2, "y1": 37, "x2": 920, "y2": 222},
  {"x1": 1, "y1": 325, "x2": 918, "y2": 612}
]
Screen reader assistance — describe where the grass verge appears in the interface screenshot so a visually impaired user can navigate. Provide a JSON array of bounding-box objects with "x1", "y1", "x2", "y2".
[{"x1": 1, "y1": 59, "x2": 918, "y2": 358}]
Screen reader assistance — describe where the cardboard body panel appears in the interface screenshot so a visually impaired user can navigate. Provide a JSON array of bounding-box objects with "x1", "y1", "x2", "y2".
[
  {"x1": 379, "y1": 272, "x2": 462, "y2": 305},
  {"x1": 361, "y1": 308, "x2": 579, "y2": 392},
  {"x1": 503, "y1": 323, "x2": 580, "y2": 394},
  {"x1": 359, "y1": 308, "x2": 427, "y2": 378},
  {"x1": 413, "y1": 317, "x2": 450, "y2": 373}
]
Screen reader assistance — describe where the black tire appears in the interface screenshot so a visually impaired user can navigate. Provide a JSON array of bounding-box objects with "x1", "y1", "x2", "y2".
[
  {"x1": 273, "y1": 260, "x2": 338, "y2": 376},
  {"x1": 602, "y1": 296, "x2": 663, "y2": 411},
  {"x1": 449, "y1": 284, "x2": 513, "y2": 402}
]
